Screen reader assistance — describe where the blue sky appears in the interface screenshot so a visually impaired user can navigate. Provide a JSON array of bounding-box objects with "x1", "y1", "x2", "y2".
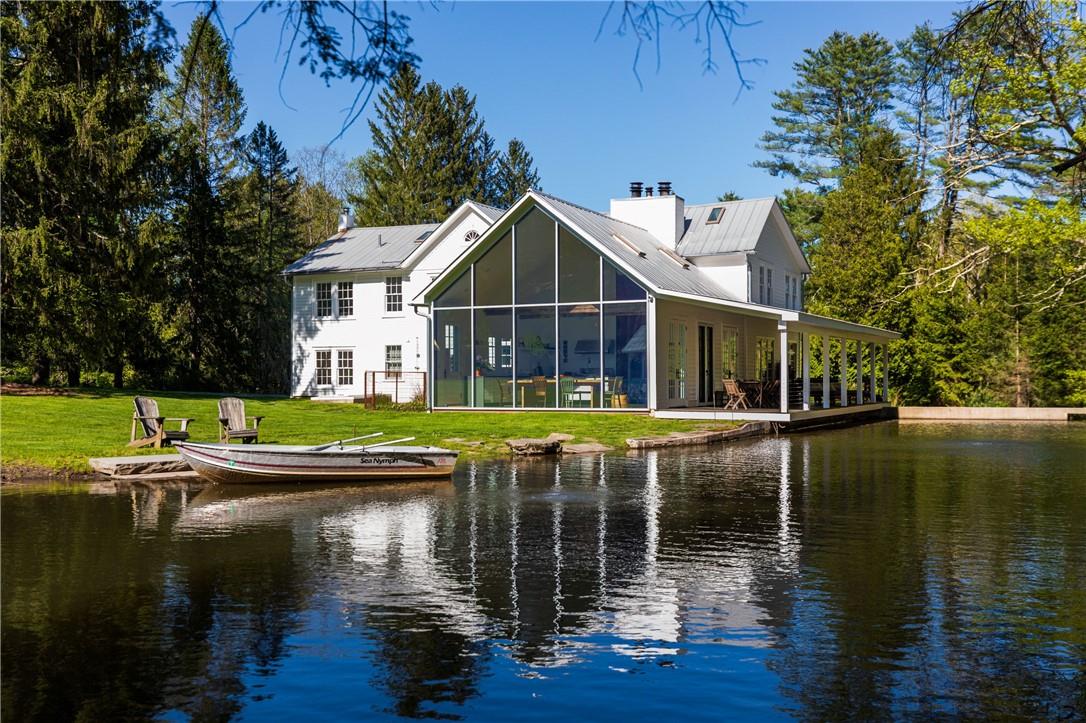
[{"x1": 162, "y1": 1, "x2": 958, "y2": 210}]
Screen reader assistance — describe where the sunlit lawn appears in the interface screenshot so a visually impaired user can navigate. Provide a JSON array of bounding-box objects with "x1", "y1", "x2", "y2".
[{"x1": 0, "y1": 388, "x2": 737, "y2": 473}]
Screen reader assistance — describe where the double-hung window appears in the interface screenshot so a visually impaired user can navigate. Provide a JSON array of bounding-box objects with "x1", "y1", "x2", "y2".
[
  {"x1": 316, "y1": 282, "x2": 332, "y2": 317},
  {"x1": 785, "y1": 274, "x2": 792, "y2": 309},
  {"x1": 793, "y1": 277, "x2": 800, "y2": 310},
  {"x1": 315, "y1": 349, "x2": 332, "y2": 385},
  {"x1": 337, "y1": 349, "x2": 353, "y2": 385},
  {"x1": 337, "y1": 282, "x2": 353, "y2": 317},
  {"x1": 385, "y1": 276, "x2": 403, "y2": 313},
  {"x1": 766, "y1": 269, "x2": 773, "y2": 306},
  {"x1": 385, "y1": 345, "x2": 402, "y2": 378}
]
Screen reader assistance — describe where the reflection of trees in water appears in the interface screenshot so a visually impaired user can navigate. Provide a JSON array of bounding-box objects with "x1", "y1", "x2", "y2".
[
  {"x1": 1, "y1": 488, "x2": 314, "y2": 721},
  {"x1": 766, "y1": 426, "x2": 1086, "y2": 719}
]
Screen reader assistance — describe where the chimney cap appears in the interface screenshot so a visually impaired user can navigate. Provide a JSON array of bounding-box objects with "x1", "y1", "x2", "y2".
[
  {"x1": 658, "y1": 181, "x2": 672, "y2": 196},
  {"x1": 629, "y1": 181, "x2": 643, "y2": 198},
  {"x1": 645, "y1": 186, "x2": 654, "y2": 197}
]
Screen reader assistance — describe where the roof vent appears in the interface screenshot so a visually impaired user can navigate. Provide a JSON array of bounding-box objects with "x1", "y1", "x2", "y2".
[
  {"x1": 645, "y1": 186, "x2": 654, "y2": 197},
  {"x1": 338, "y1": 208, "x2": 354, "y2": 233},
  {"x1": 629, "y1": 181, "x2": 643, "y2": 198},
  {"x1": 658, "y1": 181, "x2": 672, "y2": 196}
]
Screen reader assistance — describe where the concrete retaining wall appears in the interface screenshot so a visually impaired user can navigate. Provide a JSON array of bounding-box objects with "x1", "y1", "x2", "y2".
[{"x1": 897, "y1": 407, "x2": 1086, "y2": 421}]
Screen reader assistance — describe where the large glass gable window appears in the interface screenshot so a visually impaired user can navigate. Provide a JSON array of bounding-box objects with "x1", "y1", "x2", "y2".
[
  {"x1": 429, "y1": 204, "x2": 649, "y2": 409},
  {"x1": 474, "y1": 231, "x2": 512, "y2": 306},
  {"x1": 514, "y1": 208, "x2": 556, "y2": 304}
]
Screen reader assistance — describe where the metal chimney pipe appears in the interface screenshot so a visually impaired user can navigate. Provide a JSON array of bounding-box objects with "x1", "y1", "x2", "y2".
[
  {"x1": 629, "y1": 181, "x2": 643, "y2": 198},
  {"x1": 658, "y1": 181, "x2": 672, "y2": 196},
  {"x1": 645, "y1": 186, "x2": 654, "y2": 197}
]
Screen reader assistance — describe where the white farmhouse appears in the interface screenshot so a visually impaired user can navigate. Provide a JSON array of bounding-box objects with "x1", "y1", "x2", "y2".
[
  {"x1": 286, "y1": 182, "x2": 898, "y2": 421},
  {"x1": 284, "y1": 201, "x2": 502, "y2": 401}
]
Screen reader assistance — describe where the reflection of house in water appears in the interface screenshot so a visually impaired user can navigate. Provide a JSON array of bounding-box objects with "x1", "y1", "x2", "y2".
[{"x1": 312, "y1": 441, "x2": 814, "y2": 678}]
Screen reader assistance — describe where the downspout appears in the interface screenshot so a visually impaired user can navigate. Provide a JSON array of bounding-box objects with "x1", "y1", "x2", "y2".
[{"x1": 411, "y1": 303, "x2": 433, "y2": 412}]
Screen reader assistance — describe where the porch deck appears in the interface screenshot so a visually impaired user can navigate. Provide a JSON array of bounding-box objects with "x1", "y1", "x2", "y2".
[{"x1": 654, "y1": 402, "x2": 894, "y2": 424}]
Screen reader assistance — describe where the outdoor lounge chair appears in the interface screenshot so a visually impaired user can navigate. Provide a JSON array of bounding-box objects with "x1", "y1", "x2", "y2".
[
  {"x1": 129, "y1": 396, "x2": 194, "y2": 448},
  {"x1": 723, "y1": 379, "x2": 749, "y2": 410},
  {"x1": 218, "y1": 397, "x2": 264, "y2": 443}
]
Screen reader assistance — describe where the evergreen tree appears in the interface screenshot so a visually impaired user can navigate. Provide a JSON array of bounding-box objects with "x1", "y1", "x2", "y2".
[
  {"x1": 348, "y1": 65, "x2": 540, "y2": 223},
  {"x1": 493, "y1": 139, "x2": 542, "y2": 207},
  {"x1": 1, "y1": 1, "x2": 171, "y2": 386},
  {"x1": 230, "y1": 122, "x2": 304, "y2": 391},
  {"x1": 756, "y1": 31, "x2": 897, "y2": 188},
  {"x1": 160, "y1": 17, "x2": 248, "y2": 388}
]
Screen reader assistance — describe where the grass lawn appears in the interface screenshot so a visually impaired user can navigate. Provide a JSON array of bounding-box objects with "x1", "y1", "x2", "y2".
[{"x1": 0, "y1": 388, "x2": 738, "y2": 474}]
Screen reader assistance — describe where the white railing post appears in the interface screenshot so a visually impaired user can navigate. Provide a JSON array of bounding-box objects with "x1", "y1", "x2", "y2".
[
  {"x1": 840, "y1": 339, "x2": 848, "y2": 408},
  {"x1": 802, "y1": 332, "x2": 810, "y2": 411},
  {"x1": 856, "y1": 341, "x2": 864, "y2": 405},
  {"x1": 869, "y1": 342, "x2": 877, "y2": 403},
  {"x1": 822, "y1": 334, "x2": 830, "y2": 409},
  {"x1": 779, "y1": 323, "x2": 789, "y2": 413},
  {"x1": 882, "y1": 344, "x2": 890, "y2": 403}
]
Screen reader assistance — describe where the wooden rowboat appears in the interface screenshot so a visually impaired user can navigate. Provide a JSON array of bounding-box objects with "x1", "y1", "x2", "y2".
[{"x1": 174, "y1": 434, "x2": 458, "y2": 485}]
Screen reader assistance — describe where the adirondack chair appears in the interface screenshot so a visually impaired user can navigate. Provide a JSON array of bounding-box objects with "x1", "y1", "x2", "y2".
[
  {"x1": 218, "y1": 397, "x2": 264, "y2": 443},
  {"x1": 129, "y1": 396, "x2": 194, "y2": 448}
]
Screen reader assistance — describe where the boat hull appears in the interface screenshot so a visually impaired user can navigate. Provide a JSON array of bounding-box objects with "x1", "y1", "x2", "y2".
[{"x1": 175, "y1": 442, "x2": 458, "y2": 484}]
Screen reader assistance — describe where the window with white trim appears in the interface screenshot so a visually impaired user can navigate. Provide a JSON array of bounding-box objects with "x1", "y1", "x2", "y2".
[
  {"x1": 722, "y1": 327, "x2": 739, "y2": 380},
  {"x1": 315, "y1": 349, "x2": 332, "y2": 385},
  {"x1": 444, "y1": 324, "x2": 458, "y2": 371},
  {"x1": 668, "y1": 322, "x2": 687, "y2": 399},
  {"x1": 316, "y1": 282, "x2": 332, "y2": 317},
  {"x1": 385, "y1": 345, "x2": 402, "y2": 377},
  {"x1": 766, "y1": 268, "x2": 773, "y2": 306},
  {"x1": 758, "y1": 267, "x2": 765, "y2": 304},
  {"x1": 385, "y1": 276, "x2": 403, "y2": 313},
  {"x1": 793, "y1": 277, "x2": 800, "y2": 310},
  {"x1": 337, "y1": 281, "x2": 353, "y2": 317},
  {"x1": 500, "y1": 338, "x2": 512, "y2": 369},
  {"x1": 337, "y1": 349, "x2": 353, "y2": 385},
  {"x1": 785, "y1": 274, "x2": 791, "y2": 309}
]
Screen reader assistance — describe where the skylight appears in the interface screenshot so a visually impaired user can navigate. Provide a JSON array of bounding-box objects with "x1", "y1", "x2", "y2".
[
  {"x1": 706, "y1": 206, "x2": 725, "y2": 224},
  {"x1": 416, "y1": 230, "x2": 434, "y2": 242}
]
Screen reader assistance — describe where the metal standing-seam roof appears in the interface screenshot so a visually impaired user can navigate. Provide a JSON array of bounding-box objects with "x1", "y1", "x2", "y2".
[
  {"x1": 283, "y1": 223, "x2": 440, "y2": 275},
  {"x1": 533, "y1": 191, "x2": 741, "y2": 302},
  {"x1": 677, "y1": 198, "x2": 776, "y2": 257},
  {"x1": 471, "y1": 202, "x2": 506, "y2": 223}
]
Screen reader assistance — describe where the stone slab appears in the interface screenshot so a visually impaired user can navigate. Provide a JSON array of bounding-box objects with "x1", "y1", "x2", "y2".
[
  {"x1": 561, "y1": 442, "x2": 613, "y2": 455},
  {"x1": 88, "y1": 454, "x2": 191, "y2": 477},
  {"x1": 505, "y1": 438, "x2": 561, "y2": 455},
  {"x1": 626, "y1": 422, "x2": 771, "y2": 450},
  {"x1": 897, "y1": 407, "x2": 1086, "y2": 421}
]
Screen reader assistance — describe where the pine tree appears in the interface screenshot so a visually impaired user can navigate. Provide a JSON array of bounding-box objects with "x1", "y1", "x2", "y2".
[
  {"x1": 160, "y1": 16, "x2": 248, "y2": 388},
  {"x1": 493, "y1": 139, "x2": 542, "y2": 207},
  {"x1": 231, "y1": 122, "x2": 304, "y2": 391},
  {"x1": 1, "y1": 1, "x2": 171, "y2": 386},
  {"x1": 755, "y1": 31, "x2": 897, "y2": 188}
]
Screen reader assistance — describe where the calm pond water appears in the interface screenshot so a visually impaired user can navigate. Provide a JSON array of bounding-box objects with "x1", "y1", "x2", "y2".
[{"x1": 3, "y1": 422, "x2": 1085, "y2": 721}]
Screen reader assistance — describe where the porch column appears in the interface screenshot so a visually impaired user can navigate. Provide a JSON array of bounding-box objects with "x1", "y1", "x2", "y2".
[
  {"x1": 802, "y1": 332, "x2": 811, "y2": 411},
  {"x1": 855, "y1": 340, "x2": 864, "y2": 405},
  {"x1": 821, "y1": 334, "x2": 831, "y2": 409},
  {"x1": 869, "y1": 341, "x2": 878, "y2": 403},
  {"x1": 779, "y1": 323, "x2": 789, "y2": 413},
  {"x1": 882, "y1": 343, "x2": 889, "y2": 403},
  {"x1": 839, "y1": 338, "x2": 848, "y2": 408}
]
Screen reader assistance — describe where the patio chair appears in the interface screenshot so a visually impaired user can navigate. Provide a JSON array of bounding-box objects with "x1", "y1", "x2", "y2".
[
  {"x1": 604, "y1": 377, "x2": 625, "y2": 408},
  {"x1": 560, "y1": 377, "x2": 592, "y2": 408},
  {"x1": 723, "y1": 379, "x2": 748, "y2": 410},
  {"x1": 218, "y1": 397, "x2": 264, "y2": 443},
  {"x1": 129, "y1": 396, "x2": 194, "y2": 449},
  {"x1": 529, "y1": 376, "x2": 549, "y2": 406}
]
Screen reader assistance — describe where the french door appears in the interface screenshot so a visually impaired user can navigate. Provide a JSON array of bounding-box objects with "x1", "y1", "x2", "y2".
[{"x1": 697, "y1": 324, "x2": 714, "y2": 404}]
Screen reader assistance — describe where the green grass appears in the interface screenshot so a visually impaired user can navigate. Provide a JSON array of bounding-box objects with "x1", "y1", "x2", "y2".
[{"x1": 0, "y1": 388, "x2": 737, "y2": 473}]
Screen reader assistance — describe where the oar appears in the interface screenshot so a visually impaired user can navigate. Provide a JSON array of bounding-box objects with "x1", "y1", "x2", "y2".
[
  {"x1": 360, "y1": 436, "x2": 415, "y2": 450},
  {"x1": 309, "y1": 432, "x2": 382, "y2": 451}
]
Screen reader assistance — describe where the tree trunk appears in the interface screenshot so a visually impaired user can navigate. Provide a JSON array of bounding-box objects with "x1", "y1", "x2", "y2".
[
  {"x1": 65, "y1": 363, "x2": 80, "y2": 388},
  {"x1": 112, "y1": 361, "x2": 124, "y2": 389},
  {"x1": 31, "y1": 355, "x2": 51, "y2": 386}
]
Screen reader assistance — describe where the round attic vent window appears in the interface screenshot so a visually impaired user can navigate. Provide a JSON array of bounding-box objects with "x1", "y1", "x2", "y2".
[{"x1": 464, "y1": 229, "x2": 480, "y2": 243}]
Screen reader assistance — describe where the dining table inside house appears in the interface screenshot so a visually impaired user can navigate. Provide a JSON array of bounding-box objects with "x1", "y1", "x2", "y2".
[{"x1": 498, "y1": 377, "x2": 624, "y2": 408}]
